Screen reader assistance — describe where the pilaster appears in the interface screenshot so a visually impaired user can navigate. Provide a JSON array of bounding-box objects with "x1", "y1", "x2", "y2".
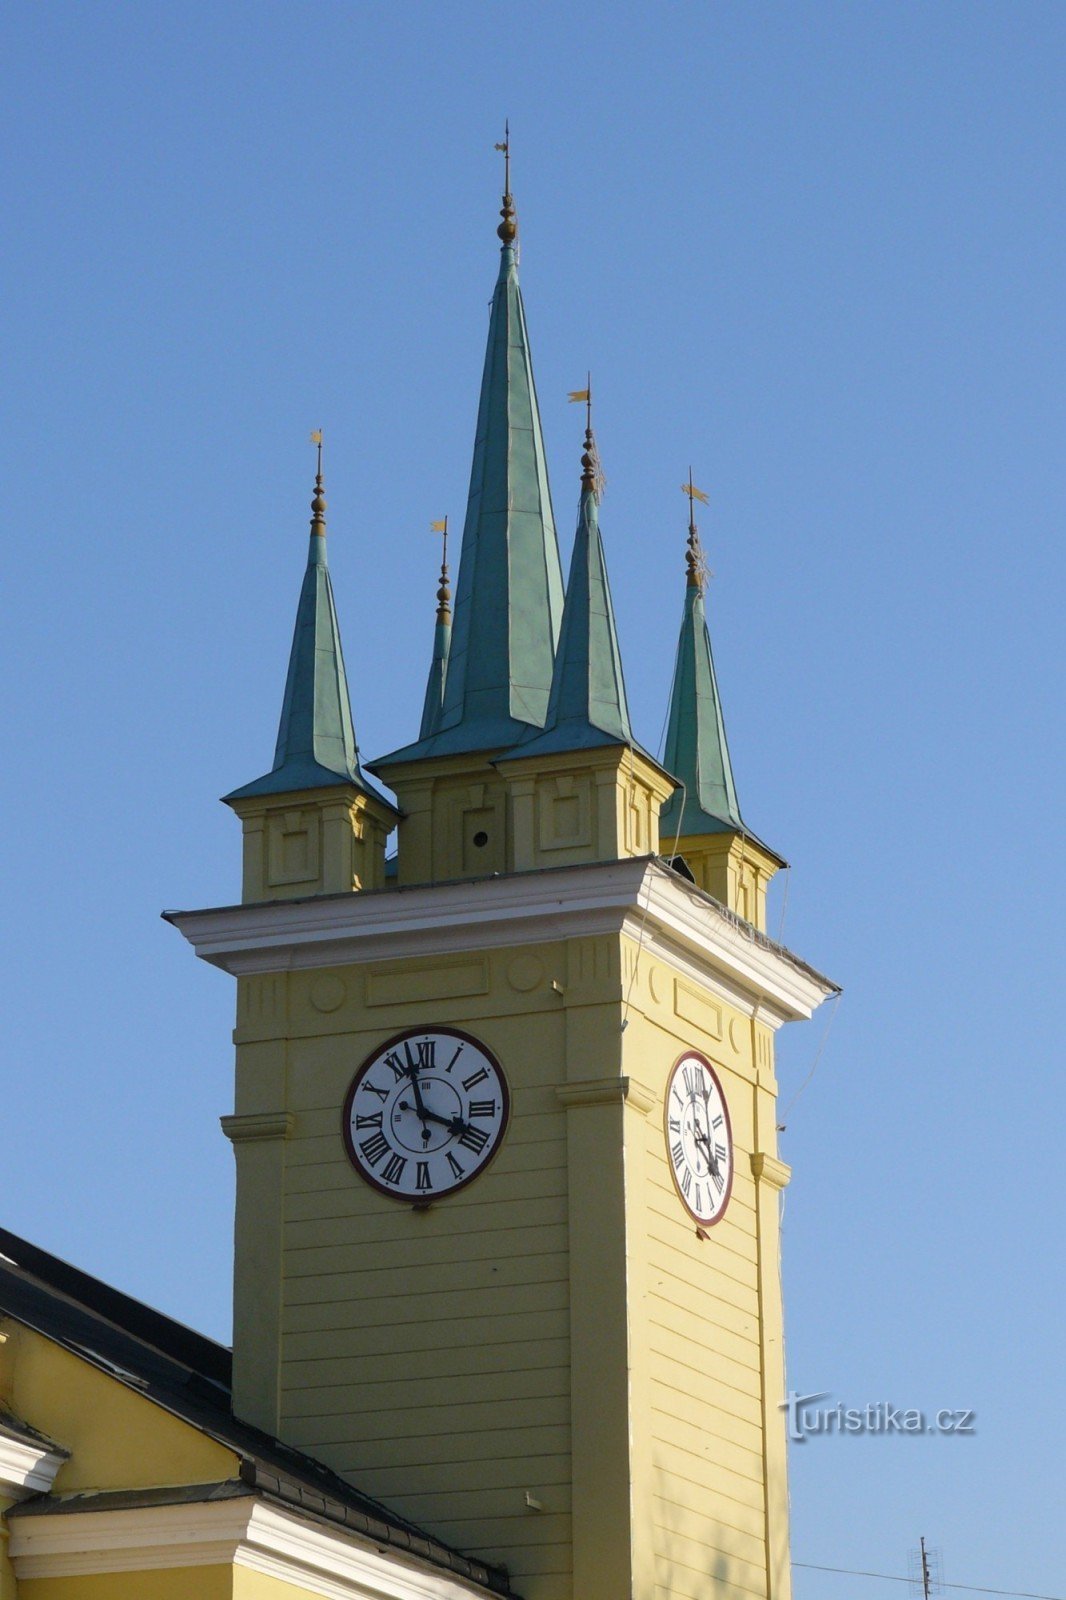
[
  {"x1": 750, "y1": 1012, "x2": 792, "y2": 1600},
  {"x1": 223, "y1": 1026, "x2": 292, "y2": 1435},
  {"x1": 229, "y1": 786, "x2": 394, "y2": 904},
  {"x1": 670, "y1": 831, "x2": 782, "y2": 931},
  {"x1": 502, "y1": 746, "x2": 675, "y2": 874}
]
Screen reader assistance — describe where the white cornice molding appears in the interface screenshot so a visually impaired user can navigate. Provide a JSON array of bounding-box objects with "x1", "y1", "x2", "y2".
[
  {"x1": 10, "y1": 1496, "x2": 503, "y2": 1600},
  {"x1": 0, "y1": 1433, "x2": 67, "y2": 1499},
  {"x1": 166, "y1": 859, "x2": 836, "y2": 1028}
]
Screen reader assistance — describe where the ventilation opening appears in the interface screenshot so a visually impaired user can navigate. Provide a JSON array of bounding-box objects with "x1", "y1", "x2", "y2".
[{"x1": 668, "y1": 853, "x2": 695, "y2": 884}]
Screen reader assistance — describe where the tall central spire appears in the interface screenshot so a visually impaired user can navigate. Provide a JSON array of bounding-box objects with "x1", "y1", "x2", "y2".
[{"x1": 376, "y1": 133, "x2": 564, "y2": 766}]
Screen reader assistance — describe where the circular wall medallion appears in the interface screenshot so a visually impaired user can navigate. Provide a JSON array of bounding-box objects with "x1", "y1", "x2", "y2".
[
  {"x1": 507, "y1": 954, "x2": 544, "y2": 993},
  {"x1": 342, "y1": 1027, "x2": 509, "y2": 1201},
  {"x1": 663, "y1": 1050, "x2": 734, "y2": 1227},
  {"x1": 310, "y1": 974, "x2": 347, "y2": 1013}
]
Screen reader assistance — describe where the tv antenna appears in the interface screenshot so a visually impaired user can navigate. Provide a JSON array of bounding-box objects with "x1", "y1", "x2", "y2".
[{"x1": 908, "y1": 1537, "x2": 942, "y2": 1598}]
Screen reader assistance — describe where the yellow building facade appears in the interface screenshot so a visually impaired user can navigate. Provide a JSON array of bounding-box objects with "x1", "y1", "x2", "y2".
[{"x1": 1, "y1": 165, "x2": 835, "y2": 1600}]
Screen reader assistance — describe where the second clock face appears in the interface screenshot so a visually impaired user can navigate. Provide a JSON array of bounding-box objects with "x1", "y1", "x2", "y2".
[
  {"x1": 664, "y1": 1050, "x2": 734, "y2": 1226},
  {"x1": 342, "y1": 1028, "x2": 509, "y2": 1201}
]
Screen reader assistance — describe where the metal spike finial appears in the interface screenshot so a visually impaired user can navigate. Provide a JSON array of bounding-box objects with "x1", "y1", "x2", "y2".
[
  {"x1": 494, "y1": 120, "x2": 517, "y2": 243},
  {"x1": 309, "y1": 429, "x2": 326, "y2": 534},
  {"x1": 431, "y1": 515, "x2": 451, "y2": 622},
  {"x1": 571, "y1": 373, "x2": 605, "y2": 499},
  {"x1": 682, "y1": 470, "x2": 711, "y2": 590}
]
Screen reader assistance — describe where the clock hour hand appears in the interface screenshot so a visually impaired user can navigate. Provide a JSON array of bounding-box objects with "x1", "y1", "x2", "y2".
[
  {"x1": 397, "y1": 1101, "x2": 470, "y2": 1137},
  {"x1": 692, "y1": 1121, "x2": 720, "y2": 1178},
  {"x1": 419, "y1": 1106, "x2": 469, "y2": 1135}
]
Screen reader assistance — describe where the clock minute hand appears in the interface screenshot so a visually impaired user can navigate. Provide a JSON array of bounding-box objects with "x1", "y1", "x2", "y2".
[{"x1": 403, "y1": 1059, "x2": 430, "y2": 1121}]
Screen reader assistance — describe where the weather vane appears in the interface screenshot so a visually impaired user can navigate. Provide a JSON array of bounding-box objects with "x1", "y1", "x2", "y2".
[
  {"x1": 494, "y1": 121, "x2": 516, "y2": 243},
  {"x1": 681, "y1": 471, "x2": 712, "y2": 590},
  {"x1": 569, "y1": 375, "x2": 605, "y2": 500},
  {"x1": 430, "y1": 516, "x2": 451, "y2": 622}
]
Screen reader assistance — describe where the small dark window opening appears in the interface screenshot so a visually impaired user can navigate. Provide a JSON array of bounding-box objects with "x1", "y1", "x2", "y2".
[{"x1": 472, "y1": 831, "x2": 489, "y2": 849}]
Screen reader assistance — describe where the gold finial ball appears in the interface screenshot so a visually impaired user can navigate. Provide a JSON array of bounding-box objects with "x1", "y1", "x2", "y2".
[{"x1": 498, "y1": 216, "x2": 517, "y2": 243}]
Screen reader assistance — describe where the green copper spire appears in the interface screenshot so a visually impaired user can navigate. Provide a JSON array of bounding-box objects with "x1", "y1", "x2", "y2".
[
  {"x1": 374, "y1": 141, "x2": 564, "y2": 767},
  {"x1": 418, "y1": 520, "x2": 452, "y2": 740},
  {"x1": 504, "y1": 424, "x2": 642, "y2": 760},
  {"x1": 225, "y1": 453, "x2": 380, "y2": 804},
  {"x1": 659, "y1": 509, "x2": 744, "y2": 838}
]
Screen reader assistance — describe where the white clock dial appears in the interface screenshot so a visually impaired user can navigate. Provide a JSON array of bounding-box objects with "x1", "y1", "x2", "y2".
[
  {"x1": 342, "y1": 1028, "x2": 509, "y2": 1201},
  {"x1": 664, "y1": 1051, "x2": 733, "y2": 1226}
]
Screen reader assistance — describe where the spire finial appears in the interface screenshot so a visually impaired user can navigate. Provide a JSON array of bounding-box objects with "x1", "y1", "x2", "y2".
[
  {"x1": 494, "y1": 121, "x2": 517, "y2": 244},
  {"x1": 431, "y1": 516, "x2": 451, "y2": 622},
  {"x1": 309, "y1": 428, "x2": 326, "y2": 535},
  {"x1": 681, "y1": 471, "x2": 710, "y2": 590},
  {"x1": 570, "y1": 374, "x2": 602, "y2": 496}
]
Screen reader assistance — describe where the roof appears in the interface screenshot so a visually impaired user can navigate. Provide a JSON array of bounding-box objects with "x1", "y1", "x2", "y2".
[
  {"x1": 0, "y1": 1226, "x2": 513, "y2": 1597},
  {"x1": 659, "y1": 571, "x2": 782, "y2": 864},
  {"x1": 502, "y1": 479, "x2": 652, "y2": 764},
  {"x1": 373, "y1": 237, "x2": 564, "y2": 768}
]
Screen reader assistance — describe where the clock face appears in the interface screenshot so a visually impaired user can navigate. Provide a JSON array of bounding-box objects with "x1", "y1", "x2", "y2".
[
  {"x1": 342, "y1": 1027, "x2": 509, "y2": 1201},
  {"x1": 664, "y1": 1050, "x2": 734, "y2": 1226}
]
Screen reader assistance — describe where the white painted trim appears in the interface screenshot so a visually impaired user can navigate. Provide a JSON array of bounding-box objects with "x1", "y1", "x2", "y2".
[
  {"x1": 0, "y1": 1433, "x2": 67, "y2": 1498},
  {"x1": 10, "y1": 1495, "x2": 502, "y2": 1600},
  {"x1": 167, "y1": 859, "x2": 835, "y2": 1027}
]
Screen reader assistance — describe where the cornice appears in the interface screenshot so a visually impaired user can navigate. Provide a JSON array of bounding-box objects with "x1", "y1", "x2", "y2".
[
  {"x1": 556, "y1": 1075, "x2": 656, "y2": 1114},
  {"x1": 0, "y1": 1432, "x2": 67, "y2": 1499},
  {"x1": 220, "y1": 1112, "x2": 295, "y2": 1144},
  {"x1": 165, "y1": 858, "x2": 836, "y2": 1028},
  {"x1": 751, "y1": 1152, "x2": 792, "y2": 1191},
  {"x1": 9, "y1": 1496, "x2": 504, "y2": 1600}
]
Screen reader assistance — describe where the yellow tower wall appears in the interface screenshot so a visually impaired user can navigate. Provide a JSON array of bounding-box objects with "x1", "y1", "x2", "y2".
[{"x1": 213, "y1": 860, "x2": 819, "y2": 1600}]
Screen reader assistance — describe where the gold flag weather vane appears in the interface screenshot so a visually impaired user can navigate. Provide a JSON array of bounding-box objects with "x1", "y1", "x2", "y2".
[
  {"x1": 681, "y1": 473, "x2": 712, "y2": 589},
  {"x1": 430, "y1": 516, "x2": 449, "y2": 570},
  {"x1": 569, "y1": 377, "x2": 606, "y2": 499}
]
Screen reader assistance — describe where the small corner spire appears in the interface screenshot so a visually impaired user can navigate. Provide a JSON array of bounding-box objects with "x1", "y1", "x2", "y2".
[
  {"x1": 310, "y1": 429, "x2": 326, "y2": 536},
  {"x1": 681, "y1": 470, "x2": 710, "y2": 590},
  {"x1": 494, "y1": 121, "x2": 517, "y2": 244},
  {"x1": 419, "y1": 516, "x2": 453, "y2": 741}
]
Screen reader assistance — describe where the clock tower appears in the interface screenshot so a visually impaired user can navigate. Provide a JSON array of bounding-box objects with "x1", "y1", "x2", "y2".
[{"x1": 170, "y1": 168, "x2": 836, "y2": 1600}]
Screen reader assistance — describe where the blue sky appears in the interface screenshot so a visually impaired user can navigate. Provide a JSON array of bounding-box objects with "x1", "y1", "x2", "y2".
[{"x1": 2, "y1": 4, "x2": 1063, "y2": 1597}]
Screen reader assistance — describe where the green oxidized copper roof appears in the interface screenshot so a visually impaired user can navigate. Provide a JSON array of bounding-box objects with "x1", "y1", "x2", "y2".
[
  {"x1": 225, "y1": 474, "x2": 392, "y2": 808},
  {"x1": 502, "y1": 438, "x2": 651, "y2": 763},
  {"x1": 373, "y1": 234, "x2": 564, "y2": 768},
  {"x1": 659, "y1": 543, "x2": 743, "y2": 838}
]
